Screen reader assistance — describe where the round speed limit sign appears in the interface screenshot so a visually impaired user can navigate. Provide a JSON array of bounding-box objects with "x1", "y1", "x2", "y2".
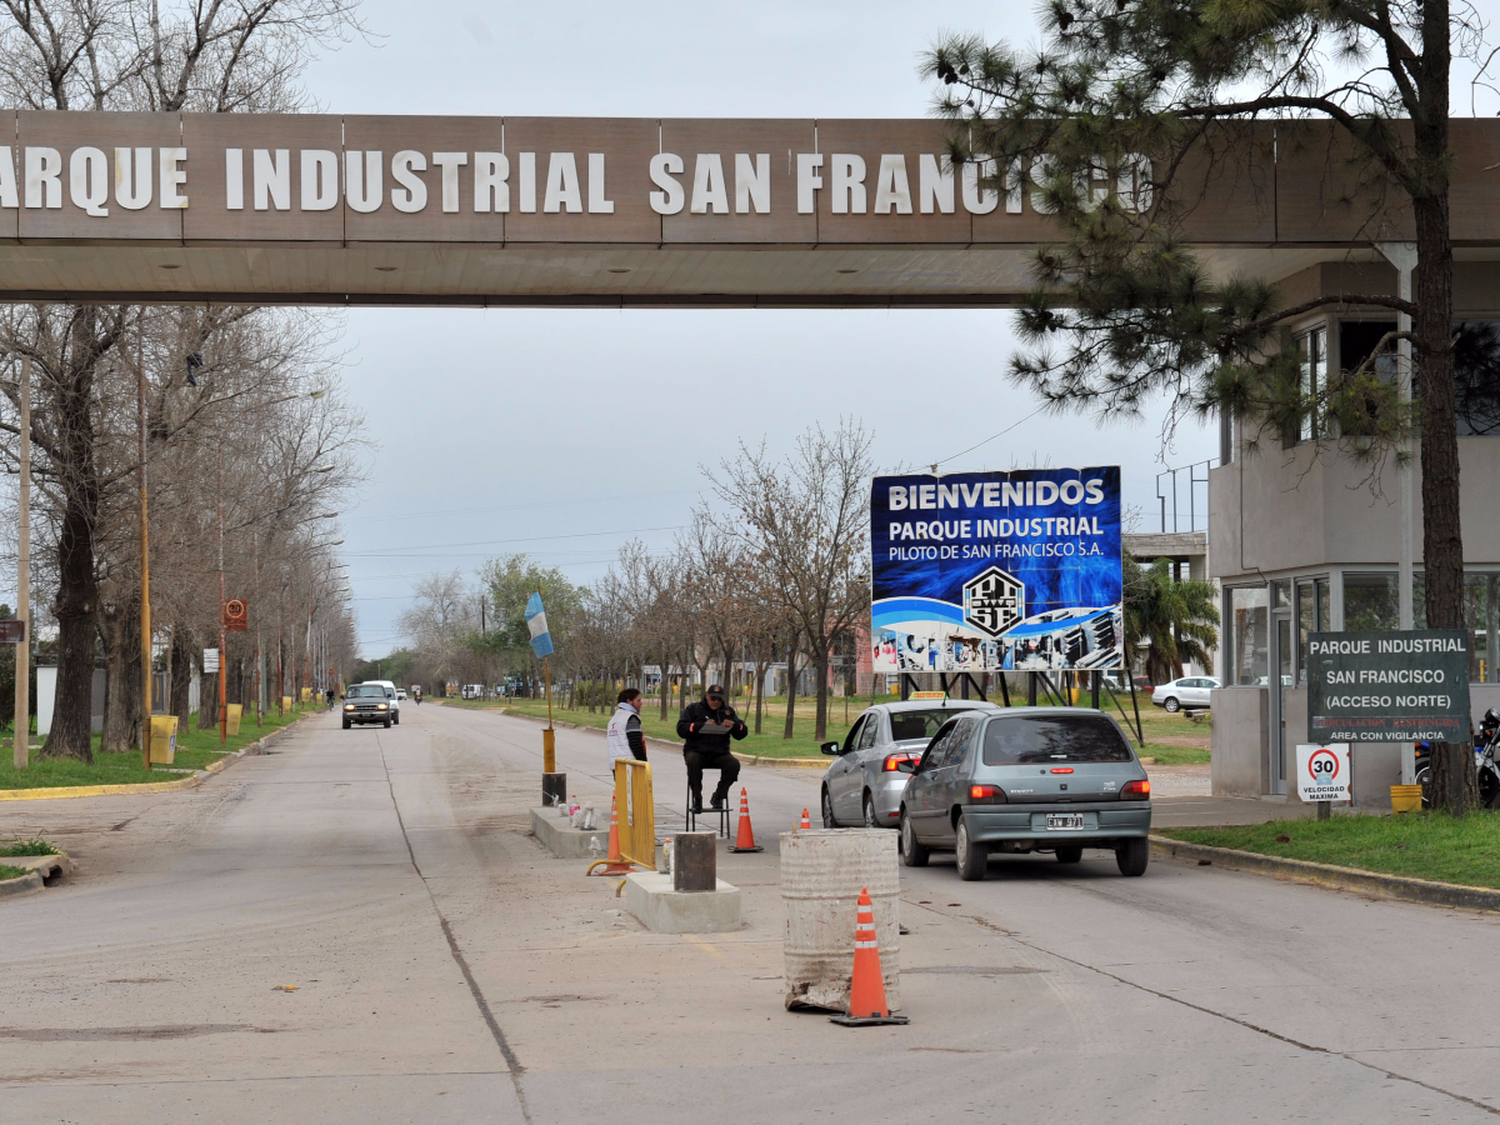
[{"x1": 1296, "y1": 743, "x2": 1351, "y2": 803}]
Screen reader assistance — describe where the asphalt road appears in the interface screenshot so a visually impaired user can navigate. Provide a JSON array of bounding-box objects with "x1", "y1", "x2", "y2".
[{"x1": 2, "y1": 702, "x2": 1497, "y2": 1124}]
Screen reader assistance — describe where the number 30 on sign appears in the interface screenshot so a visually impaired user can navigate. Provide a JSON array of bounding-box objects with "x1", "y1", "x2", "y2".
[{"x1": 1296, "y1": 744, "x2": 1352, "y2": 804}]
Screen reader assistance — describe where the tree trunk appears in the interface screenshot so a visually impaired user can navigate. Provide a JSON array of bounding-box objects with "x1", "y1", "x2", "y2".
[
  {"x1": 1429, "y1": 742, "x2": 1480, "y2": 816},
  {"x1": 100, "y1": 600, "x2": 142, "y2": 752},
  {"x1": 170, "y1": 633, "x2": 192, "y2": 727},
  {"x1": 1412, "y1": 41, "x2": 1466, "y2": 808},
  {"x1": 783, "y1": 637, "x2": 801, "y2": 740},
  {"x1": 41, "y1": 347, "x2": 103, "y2": 762},
  {"x1": 754, "y1": 661, "x2": 769, "y2": 734},
  {"x1": 199, "y1": 655, "x2": 218, "y2": 730},
  {"x1": 812, "y1": 646, "x2": 831, "y2": 742}
]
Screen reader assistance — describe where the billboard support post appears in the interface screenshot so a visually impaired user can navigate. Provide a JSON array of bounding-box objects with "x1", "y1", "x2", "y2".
[
  {"x1": 997, "y1": 673, "x2": 1010, "y2": 709},
  {"x1": 1126, "y1": 677, "x2": 1145, "y2": 745},
  {"x1": 1092, "y1": 672, "x2": 1100, "y2": 710},
  {"x1": 1027, "y1": 673, "x2": 1037, "y2": 707}
]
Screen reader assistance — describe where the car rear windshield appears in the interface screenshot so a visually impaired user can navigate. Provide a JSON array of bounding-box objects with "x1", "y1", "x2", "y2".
[
  {"x1": 889, "y1": 708, "x2": 975, "y2": 743},
  {"x1": 982, "y1": 715, "x2": 1134, "y2": 765}
]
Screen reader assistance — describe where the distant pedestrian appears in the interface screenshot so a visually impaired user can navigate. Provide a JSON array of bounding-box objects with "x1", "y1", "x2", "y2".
[
  {"x1": 606, "y1": 688, "x2": 648, "y2": 770},
  {"x1": 677, "y1": 684, "x2": 746, "y2": 813}
]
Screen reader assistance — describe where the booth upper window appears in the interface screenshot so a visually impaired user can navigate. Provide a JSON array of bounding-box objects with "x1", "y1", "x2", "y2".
[
  {"x1": 1453, "y1": 322, "x2": 1500, "y2": 436},
  {"x1": 1298, "y1": 327, "x2": 1327, "y2": 442}
]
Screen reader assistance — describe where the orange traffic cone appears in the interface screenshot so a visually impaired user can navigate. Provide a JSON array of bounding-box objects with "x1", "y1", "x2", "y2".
[
  {"x1": 585, "y1": 793, "x2": 637, "y2": 876},
  {"x1": 800, "y1": 807, "x2": 811, "y2": 830},
  {"x1": 830, "y1": 887, "x2": 909, "y2": 1026},
  {"x1": 729, "y1": 787, "x2": 763, "y2": 853}
]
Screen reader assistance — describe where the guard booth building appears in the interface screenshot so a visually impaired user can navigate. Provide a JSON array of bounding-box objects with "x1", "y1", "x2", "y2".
[{"x1": 1209, "y1": 256, "x2": 1500, "y2": 806}]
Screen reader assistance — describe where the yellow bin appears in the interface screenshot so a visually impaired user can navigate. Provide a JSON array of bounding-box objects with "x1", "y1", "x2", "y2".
[
  {"x1": 281, "y1": 694, "x2": 294, "y2": 714},
  {"x1": 300, "y1": 686, "x2": 312, "y2": 703},
  {"x1": 149, "y1": 715, "x2": 178, "y2": 765},
  {"x1": 225, "y1": 704, "x2": 242, "y2": 736},
  {"x1": 1391, "y1": 784, "x2": 1423, "y2": 814}
]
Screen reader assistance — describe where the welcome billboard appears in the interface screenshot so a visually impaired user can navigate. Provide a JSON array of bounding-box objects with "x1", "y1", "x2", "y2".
[{"x1": 870, "y1": 468, "x2": 1123, "y2": 674}]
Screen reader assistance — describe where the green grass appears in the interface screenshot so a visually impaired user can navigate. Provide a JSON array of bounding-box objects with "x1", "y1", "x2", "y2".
[
  {"x1": 1161, "y1": 812, "x2": 1500, "y2": 889},
  {"x1": 0, "y1": 708, "x2": 304, "y2": 790},
  {"x1": 449, "y1": 689, "x2": 1213, "y2": 764},
  {"x1": 0, "y1": 864, "x2": 25, "y2": 881},
  {"x1": 0, "y1": 837, "x2": 58, "y2": 856}
]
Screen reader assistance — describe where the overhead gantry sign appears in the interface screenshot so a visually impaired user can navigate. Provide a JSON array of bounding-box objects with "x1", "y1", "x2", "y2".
[{"x1": 0, "y1": 113, "x2": 1491, "y2": 306}]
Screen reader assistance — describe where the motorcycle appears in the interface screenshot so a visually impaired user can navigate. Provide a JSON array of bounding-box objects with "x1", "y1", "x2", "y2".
[{"x1": 1414, "y1": 708, "x2": 1500, "y2": 808}]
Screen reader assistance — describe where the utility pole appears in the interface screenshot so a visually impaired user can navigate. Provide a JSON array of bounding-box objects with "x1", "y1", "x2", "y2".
[
  {"x1": 13, "y1": 356, "x2": 30, "y2": 769},
  {"x1": 138, "y1": 327, "x2": 152, "y2": 771},
  {"x1": 217, "y1": 447, "x2": 227, "y2": 744},
  {"x1": 253, "y1": 528, "x2": 262, "y2": 726}
]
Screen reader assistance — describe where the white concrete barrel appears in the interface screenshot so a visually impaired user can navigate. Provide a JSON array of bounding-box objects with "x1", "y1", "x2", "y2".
[{"x1": 780, "y1": 829, "x2": 900, "y2": 1011}]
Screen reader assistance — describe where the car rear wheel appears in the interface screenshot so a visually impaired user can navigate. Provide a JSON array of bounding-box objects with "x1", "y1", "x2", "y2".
[
  {"x1": 899, "y1": 810, "x2": 928, "y2": 867},
  {"x1": 821, "y1": 788, "x2": 838, "y2": 829},
  {"x1": 955, "y1": 816, "x2": 988, "y2": 882},
  {"x1": 1116, "y1": 837, "x2": 1149, "y2": 876},
  {"x1": 1055, "y1": 846, "x2": 1083, "y2": 864},
  {"x1": 1163, "y1": 696, "x2": 1181, "y2": 714},
  {"x1": 863, "y1": 793, "x2": 878, "y2": 828}
]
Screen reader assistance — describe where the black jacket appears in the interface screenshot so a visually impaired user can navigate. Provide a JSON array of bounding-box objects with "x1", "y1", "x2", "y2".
[{"x1": 676, "y1": 700, "x2": 748, "y2": 755}]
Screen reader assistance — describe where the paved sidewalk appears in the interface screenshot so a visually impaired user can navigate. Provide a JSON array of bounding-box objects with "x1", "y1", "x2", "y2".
[{"x1": 1154, "y1": 793, "x2": 1315, "y2": 828}]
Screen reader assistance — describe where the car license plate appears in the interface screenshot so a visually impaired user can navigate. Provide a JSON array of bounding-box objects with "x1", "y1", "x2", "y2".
[{"x1": 1046, "y1": 813, "x2": 1085, "y2": 831}]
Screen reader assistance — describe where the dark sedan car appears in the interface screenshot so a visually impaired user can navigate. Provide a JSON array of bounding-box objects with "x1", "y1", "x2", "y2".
[
  {"x1": 899, "y1": 708, "x2": 1151, "y2": 880},
  {"x1": 342, "y1": 683, "x2": 392, "y2": 729}
]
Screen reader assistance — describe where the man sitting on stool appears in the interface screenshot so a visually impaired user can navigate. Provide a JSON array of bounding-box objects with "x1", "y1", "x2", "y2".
[{"x1": 677, "y1": 684, "x2": 747, "y2": 813}]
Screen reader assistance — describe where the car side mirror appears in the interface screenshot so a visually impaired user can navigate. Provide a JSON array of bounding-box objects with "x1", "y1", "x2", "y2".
[
  {"x1": 820, "y1": 741, "x2": 839, "y2": 756},
  {"x1": 897, "y1": 758, "x2": 916, "y2": 773}
]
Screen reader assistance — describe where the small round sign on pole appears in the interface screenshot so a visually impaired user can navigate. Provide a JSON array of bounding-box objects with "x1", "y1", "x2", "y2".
[{"x1": 1296, "y1": 743, "x2": 1352, "y2": 819}]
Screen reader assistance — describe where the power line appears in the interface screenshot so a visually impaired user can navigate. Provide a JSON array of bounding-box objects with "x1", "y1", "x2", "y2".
[
  {"x1": 343, "y1": 523, "x2": 685, "y2": 557},
  {"x1": 933, "y1": 405, "x2": 1048, "y2": 470},
  {"x1": 343, "y1": 488, "x2": 699, "y2": 526}
]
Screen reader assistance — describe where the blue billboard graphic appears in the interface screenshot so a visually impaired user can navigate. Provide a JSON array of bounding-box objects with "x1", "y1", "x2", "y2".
[{"x1": 870, "y1": 468, "x2": 1123, "y2": 673}]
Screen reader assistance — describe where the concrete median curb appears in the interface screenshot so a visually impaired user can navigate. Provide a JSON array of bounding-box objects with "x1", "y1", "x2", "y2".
[
  {"x1": 1150, "y1": 834, "x2": 1500, "y2": 913},
  {"x1": 0, "y1": 868, "x2": 43, "y2": 896},
  {"x1": 0, "y1": 713, "x2": 309, "y2": 802}
]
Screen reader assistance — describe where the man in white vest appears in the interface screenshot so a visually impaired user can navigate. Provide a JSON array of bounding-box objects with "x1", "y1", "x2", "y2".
[{"x1": 606, "y1": 688, "x2": 647, "y2": 769}]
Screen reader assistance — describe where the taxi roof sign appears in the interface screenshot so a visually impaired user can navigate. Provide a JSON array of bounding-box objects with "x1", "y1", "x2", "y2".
[{"x1": 910, "y1": 691, "x2": 948, "y2": 700}]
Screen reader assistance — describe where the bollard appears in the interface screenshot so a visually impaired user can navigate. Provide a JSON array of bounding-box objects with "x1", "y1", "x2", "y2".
[
  {"x1": 542, "y1": 772, "x2": 567, "y2": 809},
  {"x1": 673, "y1": 831, "x2": 716, "y2": 893}
]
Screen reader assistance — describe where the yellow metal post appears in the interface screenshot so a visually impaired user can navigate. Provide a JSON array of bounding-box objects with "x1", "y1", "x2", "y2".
[{"x1": 543, "y1": 656, "x2": 555, "y2": 773}]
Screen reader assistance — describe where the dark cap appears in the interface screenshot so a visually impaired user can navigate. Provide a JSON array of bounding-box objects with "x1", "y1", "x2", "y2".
[{"x1": 706, "y1": 684, "x2": 726, "y2": 697}]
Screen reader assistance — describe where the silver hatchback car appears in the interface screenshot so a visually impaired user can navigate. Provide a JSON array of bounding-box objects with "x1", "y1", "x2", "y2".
[
  {"x1": 820, "y1": 699, "x2": 1003, "y2": 828},
  {"x1": 899, "y1": 707, "x2": 1152, "y2": 880}
]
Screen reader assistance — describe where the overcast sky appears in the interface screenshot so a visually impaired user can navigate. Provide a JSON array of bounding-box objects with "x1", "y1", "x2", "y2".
[{"x1": 300, "y1": 0, "x2": 1219, "y2": 658}]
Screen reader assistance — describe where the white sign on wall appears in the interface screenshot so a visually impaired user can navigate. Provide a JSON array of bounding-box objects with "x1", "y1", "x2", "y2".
[{"x1": 1296, "y1": 744, "x2": 1352, "y2": 804}]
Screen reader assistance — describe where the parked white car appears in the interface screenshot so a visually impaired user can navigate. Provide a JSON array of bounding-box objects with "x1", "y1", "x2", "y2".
[{"x1": 1150, "y1": 676, "x2": 1221, "y2": 714}]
